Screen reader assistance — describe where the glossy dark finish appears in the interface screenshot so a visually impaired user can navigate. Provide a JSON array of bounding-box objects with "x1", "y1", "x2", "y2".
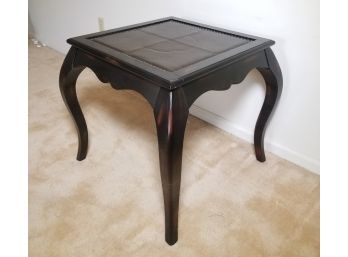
[
  {"x1": 154, "y1": 88, "x2": 189, "y2": 245},
  {"x1": 91, "y1": 20, "x2": 251, "y2": 72},
  {"x1": 255, "y1": 48, "x2": 283, "y2": 161},
  {"x1": 59, "y1": 47, "x2": 88, "y2": 161},
  {"x1": 67, "y1": 17, "x2": 274, "y2": 88},
  {"x1": 59, "y1": 17, "x2": 282, "y2": 245}
]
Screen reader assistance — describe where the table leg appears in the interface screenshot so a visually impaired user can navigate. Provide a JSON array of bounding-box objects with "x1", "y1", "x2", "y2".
[
  {"x1": 59, "y1": 47, "x2": 88, "y2": 161},
  {"x1": 154, "y1": 88, "x2": 189, "y2": 245},
  {"x1": 255, "y1": 48, "x2": 283, "y2": 161}
]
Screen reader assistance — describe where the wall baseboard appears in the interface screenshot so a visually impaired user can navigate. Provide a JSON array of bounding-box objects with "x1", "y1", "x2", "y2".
[{"x1": 190, "y1": 104, "x2": 320, "y2": 175}]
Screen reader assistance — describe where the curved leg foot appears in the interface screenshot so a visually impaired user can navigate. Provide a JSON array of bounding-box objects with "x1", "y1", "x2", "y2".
[
  {"x1": 154, "y1": 88, "x2": 189, "y2": 245},
  {"x1": 59, "y1": 47, "x2": 88, "y2": 161},
  {"x1": 255, "y1": 48, "x2": 283, "y2": 162}
]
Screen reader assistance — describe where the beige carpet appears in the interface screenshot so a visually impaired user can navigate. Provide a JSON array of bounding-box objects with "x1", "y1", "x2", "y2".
[{"x1": 29, "y1": 41, "x2": 319, "y2": 257}]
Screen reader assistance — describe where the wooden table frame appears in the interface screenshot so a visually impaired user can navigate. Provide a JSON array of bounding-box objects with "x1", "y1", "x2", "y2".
[{"x1": 59, "y1": 17, "x2": 282, "y2": 245}]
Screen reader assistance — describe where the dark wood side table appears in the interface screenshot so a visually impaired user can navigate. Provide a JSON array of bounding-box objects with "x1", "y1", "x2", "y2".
[{"x1": 59, "y1": 17, "x2": 282, "y2": 245}]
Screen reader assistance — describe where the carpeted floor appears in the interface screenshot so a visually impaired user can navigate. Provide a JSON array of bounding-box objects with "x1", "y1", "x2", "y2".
[{"x1": 29, "y1": 41, "x2": 319, "y2": 257}]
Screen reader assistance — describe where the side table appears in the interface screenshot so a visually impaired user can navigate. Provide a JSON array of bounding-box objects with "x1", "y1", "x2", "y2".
[{"x1": 59, "y1": 17, "x2": 282, "y2": 245}]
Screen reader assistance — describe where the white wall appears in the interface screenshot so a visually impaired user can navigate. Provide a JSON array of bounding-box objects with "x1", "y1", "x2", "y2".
[
  {"x1": 28, "y1": 0, "x2": 174, "y2": 53},
  {"x1": 29, "y1": 0, "x2": 320, "y2": 173},
  {"x1": 177, "y1": 0, "x2": 320, "y2": 174}
]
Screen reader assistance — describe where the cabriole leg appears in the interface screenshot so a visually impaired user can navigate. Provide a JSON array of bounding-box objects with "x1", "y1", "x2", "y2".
[
  {"x1": 59, "y1": 47, "x2": 88, "y2": 161},
  {"x1": 255, "y1": 48, "x2": 283, "y2": 161},
  {"x1": 154, "y1": 88, "x2": 189, "y2": 245}
]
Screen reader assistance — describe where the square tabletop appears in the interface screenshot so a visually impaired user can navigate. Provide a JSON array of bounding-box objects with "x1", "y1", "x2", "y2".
[{"x1": 67, "y1": 17, "x2": 274, "y2": 88}]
